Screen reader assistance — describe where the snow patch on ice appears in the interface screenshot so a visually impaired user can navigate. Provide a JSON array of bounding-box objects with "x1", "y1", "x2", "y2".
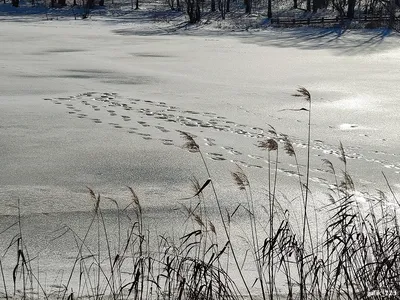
[
  {"x1": 324, "y1": 94, "x2": 381, "y2": 111},
  {"x1": 338, "y1": 123, "x2": 374, "y2": 131}
]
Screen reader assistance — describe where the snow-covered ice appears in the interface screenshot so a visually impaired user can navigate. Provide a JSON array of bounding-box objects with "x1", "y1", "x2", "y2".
[{"x1": 0, "y1": 13, "x2": 400, "y2": 294}]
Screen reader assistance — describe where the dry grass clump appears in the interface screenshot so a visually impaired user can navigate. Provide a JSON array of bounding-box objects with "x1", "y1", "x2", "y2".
[{"x1": 1, "y1": 88, "x2": 399, "y2": 300}]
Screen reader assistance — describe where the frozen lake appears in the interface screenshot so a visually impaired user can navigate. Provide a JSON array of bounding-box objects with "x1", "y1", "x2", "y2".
[{"x1": 0, "y1": 15, "x2": 400, "y2": 296}]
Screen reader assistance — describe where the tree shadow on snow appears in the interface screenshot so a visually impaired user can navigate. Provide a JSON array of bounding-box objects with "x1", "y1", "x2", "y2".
[
  {"x1": 112, "y1": 19, "x2": 398, "y2": 56},
  {"x1": 236, "y1": 27, "x2": 396, "y2": 55}
]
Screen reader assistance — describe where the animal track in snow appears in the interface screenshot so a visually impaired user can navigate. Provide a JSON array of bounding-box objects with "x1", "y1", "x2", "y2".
[{"x1": 43, "y1": 91, "x2": 400, "y2": 188}]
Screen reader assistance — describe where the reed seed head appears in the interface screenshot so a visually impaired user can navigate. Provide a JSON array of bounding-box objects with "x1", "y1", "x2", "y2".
[
  {"x1": 127, "y1": 186, "x2": 141, "y2": 213},
  {"x1": 194, "y1": 214, "x2": 204, "y2": 227},
  {"x1": 231, "y1": 166, "x2": 249, "y2": 190},
  {"x1": 267, "y1": 124, "x2": 277, "y2": 136},
  {"x1": 258, "y1": 139, "x2": 278, "y2": 151},
  {"x1": 178, "y1": 130, "x2": 200, "y2": 153},
  {"x1": 292, "y1": 87, "x2": 311, "y2": 102},
  {"x1": 342, "y1": 171, "x2": 354, "y2": 191},
  {"x1": 283, "y1": 136, "x2": 295, "y2": 157},
  {"x1": 339, "y1": 142, "x2": 346, "y2": 165},
  {"x1": 326, "y1": 193, "x2": 336, "y2": 204},
  {"x1": 209, "y1": 221, "x2": 216, "y2": 234},
  {"x1": 322, "y1": 159, "x2": 335, "y2": 174},
  {"x1": 87, "y1": 187, "x2": 100, "y2": 213}
]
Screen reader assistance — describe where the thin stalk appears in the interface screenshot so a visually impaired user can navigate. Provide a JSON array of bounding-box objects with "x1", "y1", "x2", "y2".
[
  {"x1": 300, "y1": 98, "x2": 311, "y2": 300},
  {"x1": 0, "y1": 259, "x2": 8, "y2": 300},
  {"x1": 62, "y1": 211, "x2": 98, "y2": 299},
  {"x1": 17, "y1": 199, "x2": 27, "y2": 300},
  {"x1": 98, "y1": 209, "x2": 116, "y2": 298},
  {"x1": 293, "y1": 153, "x2": 305, "y2": 205},
  {"x1": 382, "y1": 172, "x2": 400, "y2": 206},
  {"x1": 271, "y1": 148, "x2": 279, "y2": 299},
  {"x1": 268, "y1": 149, "x2": 273, "y2": 300},
  {"x1": 198, "y1": 151, "x2": 252, "y2": 300},
  {"x1": 96, "y1": 210, "x2": 101, "y2": 300},
  {"x1": 246, "y1": 181, "x2": 265, "y2": 300}
]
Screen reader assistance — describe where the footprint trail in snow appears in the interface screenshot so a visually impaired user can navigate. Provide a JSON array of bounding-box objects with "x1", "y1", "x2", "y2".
[{"x1": 44, "y1": 92, "x2": 400, "y2": 191}]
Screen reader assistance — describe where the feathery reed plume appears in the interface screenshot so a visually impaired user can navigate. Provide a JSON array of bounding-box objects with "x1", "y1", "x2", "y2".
[
  {"x1": 178, "y1": 130, "x2": 199, "y2": 153},
  {"x1": 342, "y1": 172, "x2": 355, "y2": 191},
  {"x1": 267, "y1": 124, "x2": 277, "y2": 136},
  {"x1": 127, "y1": 186, "x2": 141, "y2": 211},
  {"x1": 322, "y1": 159, "x2": 335, "y2": 174},
  {"x1": 231, "y1": 166, "x2": 249, "y2": 190},
  {"x1": 292, "y1": 87, "x2": 311, "y2": 102},
  {"x1": 194, "y1": 214, "x2": 205, "y2": 228},
  {"x1": 87, "y1": 187, "x2": 100, "y2": 213},
  {"x1": 283, "y1": 136, "x2": 295, "y2": 157},
  {"x1": 326, "y1": 193, "x2": 336, "y2": 204},
  {"x1": 258, "y1": 139, "x2": 278, "y2": 151},
  {"x1": 322, "y1": 159, "x2": 341, "y2": 199},
  {"x1": 209, "y1": 221, "x2": 216, "y2": 235},
  {"x1": 339, "y1": 142, "x2": 346, "y2": 165}
]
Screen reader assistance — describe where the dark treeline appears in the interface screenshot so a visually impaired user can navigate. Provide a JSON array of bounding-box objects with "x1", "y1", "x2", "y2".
[
  {"x1": 6, "y1": 0, "x2": 399, "y2": 27},
  {"x1": 181, "y1": 0, "x2": 399, "y2": 24}
]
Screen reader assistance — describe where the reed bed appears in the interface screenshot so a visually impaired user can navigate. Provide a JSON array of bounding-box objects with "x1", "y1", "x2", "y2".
[{"x1": 1, "y1": 88, "x2": 400, "y2": 300}]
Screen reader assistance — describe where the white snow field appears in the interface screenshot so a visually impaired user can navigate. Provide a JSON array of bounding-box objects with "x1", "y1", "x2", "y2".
[{"x1": 0, "y1": 12, "x2": 400, "y2": 296}]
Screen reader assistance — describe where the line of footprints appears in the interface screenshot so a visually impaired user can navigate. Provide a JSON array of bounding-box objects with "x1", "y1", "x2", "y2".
[{"x1": 44, "y1": 92, "x2": 400, "y2": 188}]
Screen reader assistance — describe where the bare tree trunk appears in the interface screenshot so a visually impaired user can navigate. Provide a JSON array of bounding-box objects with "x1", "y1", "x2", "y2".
[
  {"x1": 87, "y1": 0, "x2": 94, "y2": 8},
  {"x1": 186, "y1": 0, "x2": 201, "y2": 23},
  {"x1": 82, "y1": 0, "x2": 91, "y2": 18},
  {"x1": 346, "y1": 0, "x2": 356, "y2": 18},
  {"x1": 211, "y1": 0, "x2": 215, "y2": 11},
  {"x1": 244, "y1": 0, "x2": 251, "y2": 13},
  {"x1": 220, "y1": 0, "x2": 226, "y2": 18},
  {"x1": 226, "y1": 0, "x2": 230, "y2": 11},
  {"x1": 267, "y1": 0, "x2": 272, "y2": 17},
  {"x1": 195, "y1": 0, "x2": 200, "y2": 21},
  {"x1": 389, "y1": 0, "x2": 396, "y2": 28},
  {"x1": 313, "y1": 0, "x2": 324, "y2": 12},
  {"x1": 306, "y1": 0, "x2": 311, "y2": 11},
  {"x1": 135, "y1": 0, "x2": 139, "y2": 9},
  {"x1": 333, "y1": 0, "x2": 346, "y2": 21},
  {"x1": 293, "y1": 0, "x2": 297, "y2": 8}
]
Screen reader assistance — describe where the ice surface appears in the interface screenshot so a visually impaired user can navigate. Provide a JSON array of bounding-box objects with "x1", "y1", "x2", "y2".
[{"x1": 0, "y1": 15, "x2": 399, "y2": 295}]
